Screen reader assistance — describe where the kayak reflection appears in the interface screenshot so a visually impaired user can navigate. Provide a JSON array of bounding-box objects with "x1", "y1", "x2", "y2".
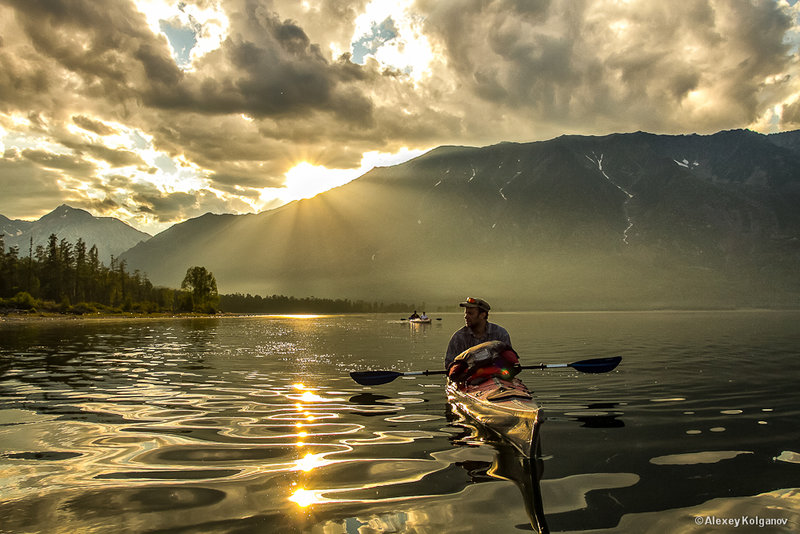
[{"x1": 448, "y1": 407, "x2": 549, "y2": 533}]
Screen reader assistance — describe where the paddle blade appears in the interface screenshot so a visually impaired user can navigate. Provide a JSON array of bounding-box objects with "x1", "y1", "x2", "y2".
[
  {"x1": 569, "y1": 356, "x2": 622, "y2": 374},
  {"x1": 350, "y1": 370, "x2": 404, "y2": 386}
]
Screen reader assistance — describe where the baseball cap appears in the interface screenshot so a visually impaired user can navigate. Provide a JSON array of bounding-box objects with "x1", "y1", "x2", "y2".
[{"x1": 459, "y1": 297, "x2": 491, "y2": 311}]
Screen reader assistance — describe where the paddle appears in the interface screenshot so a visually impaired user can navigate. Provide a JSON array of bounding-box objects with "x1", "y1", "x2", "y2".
[{"x1": 350, "y1": 355, "x2": 621, "y2": 386}]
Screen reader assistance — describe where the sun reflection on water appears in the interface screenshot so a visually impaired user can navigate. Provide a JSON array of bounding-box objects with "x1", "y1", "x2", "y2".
[
  {"x1": 289, "y1": 487, "x2": 320, "y2": 508},
  {"x1": 267, "y1": 314, "x2": 328, "y2": 319},
  {"x1": 294, "y1": 452, "x2": 330, "y2": 472}
]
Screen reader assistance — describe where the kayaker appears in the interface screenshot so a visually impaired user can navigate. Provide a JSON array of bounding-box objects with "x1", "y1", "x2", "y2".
[
  {"x1": 408, "y1": 310, "x2": 420, "y2": 320},
  {"x1": 445, "y1": 297, "x2": 512, "y2": 369}
]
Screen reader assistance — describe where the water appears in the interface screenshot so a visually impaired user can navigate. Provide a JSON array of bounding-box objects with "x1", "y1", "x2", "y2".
[{"x1": 0, "y1": 311, "x2": 799, "y2": 533}]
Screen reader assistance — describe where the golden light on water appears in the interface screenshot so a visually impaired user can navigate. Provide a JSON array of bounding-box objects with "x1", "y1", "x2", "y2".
[
  {"x1": 300, "y1": 391, "x2": 326, "y2": 402},
  {"x1": 289, "y1": 487, "x2": 318, "y2": 508},
  {"x1": 269, "y1": 314, "x2": 327, "y2": 319},
  {"x1": 295, "y1": 452, "x2": 328, "y2": 472},
  {"x1": 288, "y1": 385, "x2": 333, "y2": 404}
]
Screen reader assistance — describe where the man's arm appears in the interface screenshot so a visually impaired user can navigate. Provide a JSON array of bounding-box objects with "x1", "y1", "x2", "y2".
[
  {"x1": 487, "y1": 323, "x2": 511, "y2": 346},
  {"x1": 445, "y1": 334, "x2": 465, "y2": 369},
  {"x1": 501, "y1": 328, "x2": 511, "y2": 347}
]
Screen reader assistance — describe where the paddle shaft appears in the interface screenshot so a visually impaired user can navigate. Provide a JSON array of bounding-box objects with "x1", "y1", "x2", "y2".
[
  {"x1": 350, "y1": 356, "x2": 621, "y2": 385},
  {"x1": 400, "y1": 369, "x2": 447, "y2": 377},
  {"x1": 408, "y1": 359, "x2": 615, "y2": 374},
  {"x1": 369, "y1": 364, "x2": 568, "y2": 378}
]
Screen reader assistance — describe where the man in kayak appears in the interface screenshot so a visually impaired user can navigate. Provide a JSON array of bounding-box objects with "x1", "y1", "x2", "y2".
[{"x1": 445, "y1": 297, "x2": 512, "y2": 370}]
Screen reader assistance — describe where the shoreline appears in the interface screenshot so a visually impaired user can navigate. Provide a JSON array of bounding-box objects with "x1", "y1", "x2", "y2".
[
  {"x1": 3, "y1": 307, "x2": 799, "y2": 325},
  {"x1": 0, "y1": 311, "x2": 243, "y2": 324}
]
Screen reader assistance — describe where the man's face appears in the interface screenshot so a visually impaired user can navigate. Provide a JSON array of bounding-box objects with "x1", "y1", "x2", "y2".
[{"x1": 464, "y1": 306, "x2": 485, "y2": 328}]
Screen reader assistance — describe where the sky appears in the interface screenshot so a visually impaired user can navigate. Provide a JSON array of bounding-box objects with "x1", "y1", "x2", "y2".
[{"x1": 3, "y1": 0, "x2": 800, "y2": 235}]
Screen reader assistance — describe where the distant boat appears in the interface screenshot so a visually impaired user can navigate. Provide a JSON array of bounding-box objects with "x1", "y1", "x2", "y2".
[{"x1": 409, "y1": 316, "x2": 431, "y2": 324}]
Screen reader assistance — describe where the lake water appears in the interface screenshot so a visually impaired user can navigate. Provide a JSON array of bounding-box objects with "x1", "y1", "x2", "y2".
[{"x1": 0, "y1": 311, "x2": 799, "y2": 533}]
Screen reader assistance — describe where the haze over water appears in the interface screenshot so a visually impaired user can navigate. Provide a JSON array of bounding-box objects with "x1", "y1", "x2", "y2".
[{"x1": 1, "y1": 311, "x2": 798, "y2": 533}]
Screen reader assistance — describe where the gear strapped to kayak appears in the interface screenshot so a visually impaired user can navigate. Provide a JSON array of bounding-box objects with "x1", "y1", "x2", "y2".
[
  {"x1": 446, "y1": 341, "x2": 543, "y2": 456},
  {"x1": 447, "y1": 340, "x2": 523, "y2": 386}
]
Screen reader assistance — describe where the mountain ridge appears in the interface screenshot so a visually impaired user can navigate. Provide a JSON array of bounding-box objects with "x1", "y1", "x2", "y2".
[
  {"x1": 118, "y1": 128, "x2": 800, "y2": 309},
  {"x1": 6, "y1": 129, "x2": 798, "y2": 309}
]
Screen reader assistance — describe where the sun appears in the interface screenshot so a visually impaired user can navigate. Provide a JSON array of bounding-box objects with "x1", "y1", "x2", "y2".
[
  {"x1": 257, "y1": 148, "x2": 428, "y2": 210},
  {"x1": 281, "y1": 162, "x2": 360, "y2": 202}
]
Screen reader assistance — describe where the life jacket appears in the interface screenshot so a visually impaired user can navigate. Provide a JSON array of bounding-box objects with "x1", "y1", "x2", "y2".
[{"x1": 447, "y1": 340, "x2": 521, "y2": 384}]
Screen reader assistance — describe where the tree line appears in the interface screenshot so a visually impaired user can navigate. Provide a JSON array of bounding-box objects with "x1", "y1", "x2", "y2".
[
  {"x1": 0, "y1": 234, "x2": 218, "y2": 314},
  {"x1": 218, "y1": 293, "x2": 414, "y2": 314},
  {"x1": 1, "y1": 234, "x2": 410, "y2": 315}
]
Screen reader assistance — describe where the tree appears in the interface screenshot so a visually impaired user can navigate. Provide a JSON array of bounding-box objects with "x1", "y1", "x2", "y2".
[
  {"x1": 0, "y1": 235, "x2": 170, "y2": 314},
  {"x1": 42, "y1": 234, "x2": 60, "y2": 300},
  {"x1": 181, "y1": 266, "x2": 219, "y2": 313},
  {"x1": 74, "y1": 238, "x2": 87, "y2": 303}
]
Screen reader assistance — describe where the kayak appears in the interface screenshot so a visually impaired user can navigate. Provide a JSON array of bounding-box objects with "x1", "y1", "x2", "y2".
[
  {"x1": 447, "y1": 376, "x2": 543, "y2": 457},
  {"x1": 409, "y1": 317, "x2": 431, "y2": 324}
]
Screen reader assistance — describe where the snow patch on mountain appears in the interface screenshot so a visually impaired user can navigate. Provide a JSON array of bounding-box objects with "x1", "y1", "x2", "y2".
[
  {"x1": 587, "y1": 153, "x2": 635, "y2": 245},
  {"x1": 674, "y1": 158, "x2": 700, "y2": 169}
]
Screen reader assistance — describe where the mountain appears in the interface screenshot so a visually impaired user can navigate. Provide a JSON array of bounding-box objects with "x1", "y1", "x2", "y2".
[
  {"x1": 0, "y1": 214, "x2": 34, "y2": 241},
  {"x1": 121, "y1": 130, "x2": 800, "y2": 310},
  {"x1": 1, "y1": 205, "x2": 151, "y2": 265}
]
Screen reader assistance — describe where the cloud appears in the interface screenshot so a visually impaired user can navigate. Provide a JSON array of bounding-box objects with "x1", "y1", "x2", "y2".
[
  {"x1": 0, "y1": 154, "x2": 74, "y2": 217},
  {"x1": 415, "y1": 0, "x2": 799, "y2": 137},
  {"x1": 1, "y1": 0, "x2": 799, "y2": 234},
  {"x1": 132, "y1": 185, "x2": 199, "y2": 220},
  {"x1": 125, "y1": 177, "x2": 258, "y2": 224},
  {"x1": 126, "y1": 1, "x2": 377, "y2": 125},
  {"x1": 63, "y1": 142, "x2": 147, "y2": 168},
  {"x1": 72, "y1": 115, "x2": 119, "y2": 136},
  {"x1": 78, "y1": 196, "x2": 123, "y2": 215},
  {"x1": 20, "y1": 148, "x2": 97, "y2": 174}
]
